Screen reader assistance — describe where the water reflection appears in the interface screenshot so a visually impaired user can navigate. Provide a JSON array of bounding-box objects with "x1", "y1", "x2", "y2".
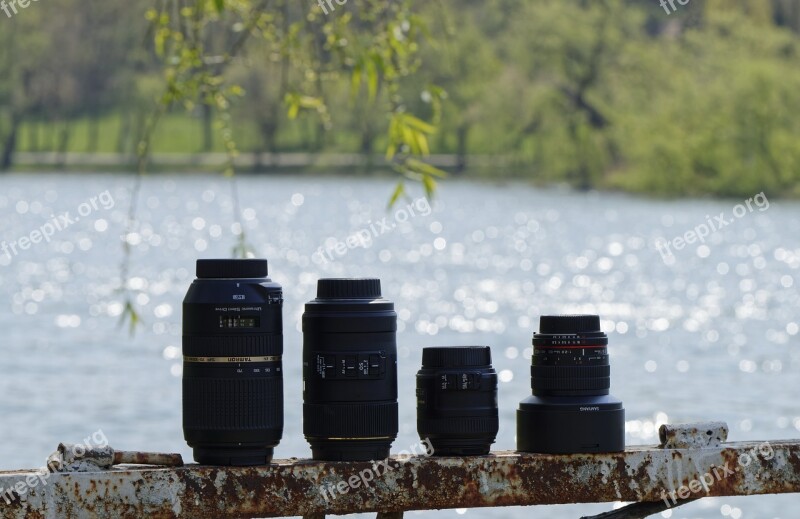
[{"x1": 0, "y1": 174, "x2": 798, "y2": 518}]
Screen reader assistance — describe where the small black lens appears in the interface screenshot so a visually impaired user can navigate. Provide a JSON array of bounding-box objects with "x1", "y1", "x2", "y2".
[
  {"x1": 302, "y1": 278, "x2": 398, "y2": 461},
  {"x1": 182, "y1": 259, "x2": 284, "y2": 465},
  {"x1": 416, "y1": 346, "x2": 499, "y2": 456},
  {"x1": 517, "y1": 315, "x2": 624, "y2": 453}
]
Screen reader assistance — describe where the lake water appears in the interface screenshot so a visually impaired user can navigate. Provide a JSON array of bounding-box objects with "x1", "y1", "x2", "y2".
[{"x1": 0, "y1": 173, "x2": 798, "y2": 518}]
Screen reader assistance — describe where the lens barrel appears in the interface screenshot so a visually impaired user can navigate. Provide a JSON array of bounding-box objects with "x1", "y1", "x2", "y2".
[
  {"x1": 517, "y1": 315, "x2": 624, "y2": 453},
  {"x1": 182, "y1": 259, "x2": 284, "y2": 465},
  {"x1": 416, "y1": 346, "x2": 499, "y2": 456},
  {"x1": 302, "y1": 278, "x2": 398, "y2": 461}
]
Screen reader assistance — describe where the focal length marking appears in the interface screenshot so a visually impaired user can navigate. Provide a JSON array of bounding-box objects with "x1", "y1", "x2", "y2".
[{"x1": 184, "y1": 355, "x2": 281, "y2": 364}]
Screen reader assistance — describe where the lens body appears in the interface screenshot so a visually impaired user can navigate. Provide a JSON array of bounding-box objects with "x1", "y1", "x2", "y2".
[
  {"x1": 183, "y1": 259, "x2": 283, "y2": 465},
  {"x1": 417, "y1": 346, "x2": 499, "y2": 456},
  {"x1": 517, "y1": 315, "x2": 624, "y2": 453},
  {"x1": 303, "y1": 278, "x2": 398, "y2": 461}
]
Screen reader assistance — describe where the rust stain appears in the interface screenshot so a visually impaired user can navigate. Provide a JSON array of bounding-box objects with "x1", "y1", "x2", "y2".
[{"x1": 0, "y1": 440, "x2": 798, "y2": 518}]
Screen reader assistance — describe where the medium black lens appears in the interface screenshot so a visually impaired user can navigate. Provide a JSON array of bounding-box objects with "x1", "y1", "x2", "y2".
[
  {"x1": 182, "y1": 259, "x2": 284, "y2": 465},
  {"x1": 416, "y1": 346, "x2": 499, "y2": 456},
  {"x1": 302, "y1": 278, "x2": 398, "y2": 461},
  {"x1": 517, "y1": 315, "x2": 624, "y2": 453}
]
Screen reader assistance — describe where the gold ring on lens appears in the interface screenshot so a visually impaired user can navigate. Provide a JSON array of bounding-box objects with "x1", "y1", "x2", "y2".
[{"x1": 184, "y1": 356, "x2": 281, "y2": 363}]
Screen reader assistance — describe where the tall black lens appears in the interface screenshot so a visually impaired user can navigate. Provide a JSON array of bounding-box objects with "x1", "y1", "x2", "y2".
[
  {"x1": 517, "y1": 315, "x2": 624, "y2": 454},
  {"x1": 182, "y1": 259, "x2": 283, "y2": 466},
  {"x1": 302, "y1": 278, "x2": 398, "y2": 461},
  {"x1": 416, "y1": 346, "x2": 499, "y2": 456}
]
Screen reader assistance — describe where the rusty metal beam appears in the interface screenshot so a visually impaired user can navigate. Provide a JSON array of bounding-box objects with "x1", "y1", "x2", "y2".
[{"x1": 1, "y1": 440, "x2": 799, "y2": 519}]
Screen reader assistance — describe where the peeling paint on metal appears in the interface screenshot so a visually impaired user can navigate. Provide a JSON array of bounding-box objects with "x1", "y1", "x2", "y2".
[{"x1": 0, "y1": 441, "x2": 798, "y2": 518}]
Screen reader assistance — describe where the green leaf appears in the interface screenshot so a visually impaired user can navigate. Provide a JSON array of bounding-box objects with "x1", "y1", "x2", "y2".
[
  {"x1": 406, "y1": 158, "x2": 447, "y2": 178},
  {"x1": 403, "y1": 114, "x2": 436, "y2": 134},
  {"x1": 118, "y1": 300, "x2": 142, "y2": 337},
  {"x1": 213, "y1": 0, "x2": 225, "y2": 13},
  {"x1": 387, "y1": 181, "x2": 406, "y2": 209},
  {"x1": 415, "y1": 131, "x2": 430, "y2": 156},
  {"x1": 366, "y1": 58, "x2": 378, "y2": 101},
  {"x1": 351, "y1": 63, "x2": 362, "y2": 97},
  {"x1": 422, "y1": 174, "x2": 437, "y2": 199},
  {"x1": 385, "y1": 143, "x2": 397, "y2": 161}
]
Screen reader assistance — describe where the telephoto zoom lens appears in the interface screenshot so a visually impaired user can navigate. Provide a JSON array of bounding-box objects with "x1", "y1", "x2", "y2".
[
  {"x1": 303, "y1": 278, "x2": 398, "y2": 461},
  {"x1": 182, "y1": 259, "x2": 284, "y2": 466},
  {"x1": 416, "y1": 346, "x2": 499, "y2": 456},
  {"x1": 517, "y1": 315, "x2": 624, "y2": 454}
]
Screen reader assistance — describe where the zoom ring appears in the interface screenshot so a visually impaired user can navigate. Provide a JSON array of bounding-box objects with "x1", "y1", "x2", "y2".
[
  {"x1": 183, "y1": 376, "x2": 283, "y2": 430},
  {"x1": 183, "y1": 334, "x2": 283, "y2": 357},
  {"x1": 532, "y1": 376, "x2": 610, "y2": 392},
  {"x1": 418, "y1": 416, "x2": 499, "y2": 435},
  {"x1": 531, "y1": 364, "x2": 610, "y2": 379},
  {"x1": 304, "y1": 402, "x2": 398, "y2": 438}
]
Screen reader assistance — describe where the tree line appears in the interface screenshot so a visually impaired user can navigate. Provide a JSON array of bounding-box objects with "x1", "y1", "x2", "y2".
[{"x1": 2, "y1": 0, "x2": 800, "y2": 198}]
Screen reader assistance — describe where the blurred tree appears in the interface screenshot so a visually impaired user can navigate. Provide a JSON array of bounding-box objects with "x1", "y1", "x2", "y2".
[
  {"x1": 118, "y1": 0, "x2": 447, "y2": 332},
  {"x1": 505, "y1": 0, "x2": 640, "y2": 189},
  {"x1": 0, "y1": 5, "x2": 47, "y2": 169},
  {"x1": 0, "y1": 0, "x2": 146, "y2": 168},
  {"x1": 2, "y1": 0, "x2": 800, "y2": 201},
  {"x1": 415, "y1": 1, "x2": 500, "y2": 173}
]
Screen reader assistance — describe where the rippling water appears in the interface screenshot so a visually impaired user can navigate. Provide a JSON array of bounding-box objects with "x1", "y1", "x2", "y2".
[{"x1": 0, "y1": 173, "x2": 798, "y2": 518}]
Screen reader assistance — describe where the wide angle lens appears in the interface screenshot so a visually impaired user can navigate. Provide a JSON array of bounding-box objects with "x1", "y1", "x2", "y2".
[
  {"x1": 303, "y1": 278, "x2": 398, "y2": 461},
  {"x1": 416, "y1": 346, "x2": 499, "y2": 456},
  {"x1": 517, "y1": 314, "x2": 624, "y2": 453},
  {"x1": 182, "y1": 259, "x2": 284, "y2": 465}
]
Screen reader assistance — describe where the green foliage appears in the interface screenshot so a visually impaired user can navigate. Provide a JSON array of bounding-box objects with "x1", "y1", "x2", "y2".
[
  {"x1": 4, "y1": 0, "x2": 800, "y2": 199},
  {"x1": 610, "y1": 6, "x2": 800, "y2": 197}
]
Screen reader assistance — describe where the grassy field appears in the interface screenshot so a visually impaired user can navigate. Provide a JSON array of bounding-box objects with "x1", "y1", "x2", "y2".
[{"x1": 15, "y1": 113, "x2": 378, "y2": 155}]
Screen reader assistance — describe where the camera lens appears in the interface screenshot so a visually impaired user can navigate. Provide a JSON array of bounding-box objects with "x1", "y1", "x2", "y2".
[
  {"x1": 517, "y1": 315, "x2": 624, "y2": 453},
  {"x1": 416, "y1": 346, "x2": 499, "y2": 456},
  {"x1": 182, "y1": 259, "x2": 284, "y2": 465},
  {"x1": 302, "y1": 278, "x2": 398, "y2": 461}
]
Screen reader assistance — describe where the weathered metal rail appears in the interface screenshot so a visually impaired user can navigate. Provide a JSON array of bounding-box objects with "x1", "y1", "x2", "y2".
[{"x1": 1, "y1": 439, "x2": 799, "y2": 518}]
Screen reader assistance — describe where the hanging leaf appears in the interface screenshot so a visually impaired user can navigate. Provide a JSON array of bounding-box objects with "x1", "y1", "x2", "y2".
[
  {"x1": 422, "y1": 174, "x2": 437, "y2": 199},
  {"x1": 388, "y1": 181, "x2": 406, "y2": 209}
]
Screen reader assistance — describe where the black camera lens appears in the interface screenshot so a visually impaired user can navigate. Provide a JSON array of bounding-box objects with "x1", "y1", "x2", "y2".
[
  {"x1": 416, "y1": 346, "x2": 499, "y2": 456},
  {"x1": 517, "y1": 315, "x2": 624, "y2": 454},
  {"x1": 182, "y1": 259, "x2": 284, "y2": 465},
  {"x1": 302, "y1": 278, "x2": 398, "y2": 461}
]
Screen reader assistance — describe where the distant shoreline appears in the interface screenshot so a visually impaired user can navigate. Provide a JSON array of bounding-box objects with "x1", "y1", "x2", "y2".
[
  {"x1": 9, "y1": 152, "x2": 503, "y2": 173},
  {"x1": 4, "y1": 152, "x2": 797, "y2": 201}
]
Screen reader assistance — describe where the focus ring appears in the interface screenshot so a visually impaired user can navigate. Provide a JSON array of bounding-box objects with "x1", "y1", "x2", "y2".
[
  {"x1": 304, "y1": 402, "x2": 398, "y2": 438},
  {"x1": 532, "y1": 376, "x2": 610, "y2": 392},
  {"x1": 183, "y1": 376, "x2": 283, "y2": 430},
  {"x1": 418, "y1": 416, "x2": 499, "y2": 435},
  {"x1": 532, "y1": 364, "x2": 610, "y2": 392},
  {"x1": 531, "y1": 364, "x2": 610, "y2": 379},
  {"x1": 183, "y1": 335, "x2": 283, "y2": 357}
]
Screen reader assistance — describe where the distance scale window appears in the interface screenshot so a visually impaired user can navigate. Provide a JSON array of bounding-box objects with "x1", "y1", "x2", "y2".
[
  {"x1": 236, "y1": 365, "x2": 281, "y2": 376},
  {"x1": 438, "y1": 372, "x2": 482, "y2": 391},
  {"x1": 314, "y1": 352, "x2": 385, "y2": 379},
  {"x1": 219, "y1": 316, "x2": 260, "y2": 329}
]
